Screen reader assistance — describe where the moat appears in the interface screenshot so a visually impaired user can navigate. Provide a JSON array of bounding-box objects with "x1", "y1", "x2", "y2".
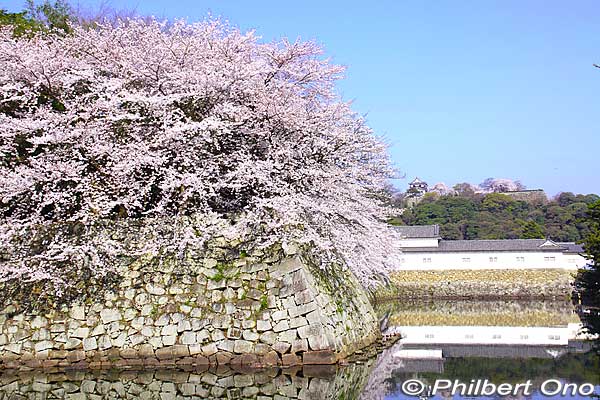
[{"x1": 1, "y1": 299, "x2": 598, "y2": 399}]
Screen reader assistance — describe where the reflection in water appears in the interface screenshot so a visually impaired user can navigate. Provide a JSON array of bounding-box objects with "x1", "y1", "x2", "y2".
[
  {"x1": 574, "y1": 266, "x2": 600, "y2": 355},
  {"x1": 0, "y1": 363, "x2": 374, "y2": 399},
  {"x1": 1, "y1": 297, "x2": 598, "y2": 399},
  {"x1": 364, "y1": 298, "x2": 600, "y2": 399}
]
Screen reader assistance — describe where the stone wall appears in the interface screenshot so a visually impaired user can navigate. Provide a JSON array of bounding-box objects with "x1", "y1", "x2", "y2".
[
  {"x1": 377, "y1": 269, "x2": 574, "y2": 299},
  {"x1": 504, "y1": 189, "x2": 548, "y2": 204},
  {"x1": 0, "y1": 223, "x2": 379, "y2": 369}
]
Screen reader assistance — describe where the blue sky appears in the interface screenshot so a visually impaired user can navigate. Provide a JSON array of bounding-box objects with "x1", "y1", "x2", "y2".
[{"x1": 4, "y1": 0, "x2": 600, "y2": 196}]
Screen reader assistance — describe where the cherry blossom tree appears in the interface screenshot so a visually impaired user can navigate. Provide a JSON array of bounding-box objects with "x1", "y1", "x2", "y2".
[
  {"x1": 0, "y1": 18, "x2": 400, "y2": 291},
  {"x1": 479, "y1": 178, "x2": 525, "y2": 193}
]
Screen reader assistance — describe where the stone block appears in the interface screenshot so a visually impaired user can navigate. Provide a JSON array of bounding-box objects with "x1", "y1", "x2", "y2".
[
  {"x1": 273, "y1": 341, "x2": 291, "y2": 354},
  {"x1": 298, "y1": 322, "x2": 324, "y2": 339},
  {"x1": 282, "y1": 353, "x2": 301, "y2": 366},
  {"x1": 149, "y1": 336, "x2": 163, "y2": 348},
  {"x1": 216, "y1": 352, "x2": 233, "y2": 365},
  {"x1": 155, "y1": 347, "x2": 174, "y2": 359},
  {"x1": 256, "y1": 320, "x2": 272, "y2": 332},
  {"x1": 138, "y1": 344, "x2": 155, "y2": 358},
  {"x1": 70, "y1": 305, "x2": 86, "y2": 320},
  {"x1": 291, "y1": 338, "x2": 309, "y2": 354},
  {"x1": 180, "y1": 331, "x2": 196, "y2": 345},
  {"x1": 64, "y1": 338, "x2": 82, "y2": 350},
  {"x1": 161, "y1": 324, "x2": 178, "y2": 336},
  {"x1": 273, "y1": 320, "x2": 289, "y2": 333},
  {"x1": 242, "y1": 319, "x2": 256, "y2": 329},
  {"x1": 162, "y1": 335, "x2": 177, "y2": 346},
  {"x1": 289, "y1": 316, "x2": 308, "y2": 329},
  {"x1": 71, "y1": 327, "x2": 90, "y2": 338},
  {"x1": 278, "y1": 329, "x2": 298, "y2": 344},
  {"x1": 233, "y1": 339, "x2": 254, "y2": 354},
  {"x1": 226, "y1": 327, "x2": 241, "y2": 339},
  {"x1": 155, "y1": 314, "x2": 170, "y2": 326},
  {"x1": 242, "y1": 330, "x2": 259, "y2": 341},
  {"x1": 254, "y1": 343, "x2": 271, "y2": 355},
  {"x1": 83, "y1": 337, "x2": 98, "y2": 351},
  {"x1": 201, "y1": 343, "x2": 218, "y2": 356},
  {"x1": 308, "y1": 334, "x2": 330, "y2": 351},
  {"x1": 120, "y1": 348, "x2": 138, "y2": 358},
  {"x1": 146, "y1": 283, "x2": 165, "y2": 295},
  {"x1": 218, "y1": 339, "x2": 235, "y2": 353},
  {"x1": 259, "y1": 331, "x2": 277, "y2": 345},
  {"x1": 50, "y1": 324, "x2": 66, "y2": 333},
  {"x1": 98, "y1": 335, "x2": 112, "y2": 350},
  {"x1": 303, "y1": 350, "x2": 337, "y2": 364},
  {"x1": 195, "y1": 354, "x2": 210, "y2": 365},
  {"x1": 100, "y1": 309, "x2": 121, "y2": 324},
  {"x1": 294, "y1": 289, "x2": 313, "y2": 305},
  {"x1": 31, "y1": 316, "x2": 48, "y2": 329},
  {"x1": 130, "y1": 334, "x2": 145, "y2": 346},
  {"x1": 172, "y1": 345, "x2": 190, "y2": 358},
  {"x1": 234, "y1": 374, "x2": 254, "y2": 387},
  {"x1": 90, "y1": 324, "x2": 105, "y2": 336},
  {"x1": 288, "y1": 302, "x2": 318, "y2": 318},
  {"x1": 112, "y1": 332, "x2": 127, "y2": 347},
  {"x1": 270, "y1": 257, "x2": 303, "y2": 278},
  {"x1": 211, "y1": 329, "x2": 225, "y2": 341},
  {"x1": 262, "y1": 350, "x2": 281, "y2": 366}
]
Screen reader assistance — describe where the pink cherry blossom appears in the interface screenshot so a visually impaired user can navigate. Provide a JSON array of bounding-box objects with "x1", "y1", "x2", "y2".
[{"x1": 0, "y1": 18, "x2": 400, "y2": 291}]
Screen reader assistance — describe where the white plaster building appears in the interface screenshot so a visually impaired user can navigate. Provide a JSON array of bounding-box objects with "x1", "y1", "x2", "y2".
[{"x1": 395, "y1": 225, "x2": 588, "y2": 271}]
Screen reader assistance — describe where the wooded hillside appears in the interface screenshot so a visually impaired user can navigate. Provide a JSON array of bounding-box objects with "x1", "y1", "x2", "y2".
[{"x1": 392, "y1": 192, "x2": 599, "y2": 242}]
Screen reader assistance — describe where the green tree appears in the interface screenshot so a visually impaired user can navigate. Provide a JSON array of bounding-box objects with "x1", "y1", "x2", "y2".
[
  {"x1": 0, "y1": 9, "x2": 42, "y2": 36},
  {"x1": 574, "y1": 200, "x2": 599, "y2": 301},
  {"x1": 518, "y1": 219, "x2": 545, "y2": 239},
  {"x1": 0, "y1": 0, "x2": 73, "y2": 37},
  {"x1": 26, "y1": 0, "x2": 74, "y2": 34},
  {"x1": 481, "y1": 193, "x2": 514, "y2": 212},
  {"x1": 397, "y1": 189, "x2": 597, "y2": 242},
  {"x1": 574, "y1": 200, "x2": 600, "y2": 353}
]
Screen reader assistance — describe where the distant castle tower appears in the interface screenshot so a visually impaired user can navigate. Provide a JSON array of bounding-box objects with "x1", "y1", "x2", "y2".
[{"x1": 405, "y1": 177, "x2": 429, "y2": 207}]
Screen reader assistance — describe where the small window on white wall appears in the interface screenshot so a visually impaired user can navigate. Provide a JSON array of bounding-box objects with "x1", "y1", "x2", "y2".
[
  {"x1": 544, "y1": 256, "x2": 556, "y2": 262},
  {"x1": 516, "y1": 256, "x2": 525, "y2": 262},
  {"x1": 462, "y1": 257, "x2": 471, "y2": 263},
  {"x1": 489, "y1": 257, "x2": 498, "y2": 263},
  {"x1": 423, "y1": 257, "x2": 431, "y2": 263}
]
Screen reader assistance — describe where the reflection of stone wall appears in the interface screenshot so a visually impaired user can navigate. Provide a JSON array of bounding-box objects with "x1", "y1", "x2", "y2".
[
  {"x1": 375, "y1": 299, "x2": 579, "y2": 327},
  {"x1": 0, "y1": 363, "x2": 374, "y2": 399},
  {"x1": 0, "y1": 223, "x2": 379, "y2": 369},
  {"x1": 378, "y1": 269, "x2": 573, "y2": 299}
]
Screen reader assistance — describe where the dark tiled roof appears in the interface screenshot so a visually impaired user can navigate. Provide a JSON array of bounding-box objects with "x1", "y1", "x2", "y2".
[
  {"x1": 558, "y1": 242, "x2": 585, "y2": 254},
  {"x1": 395, "y1": 225, "x2": 439, "y2": 238},
  {"x1": 402, "y1": 239, "x2": 577, "y2": 253}
]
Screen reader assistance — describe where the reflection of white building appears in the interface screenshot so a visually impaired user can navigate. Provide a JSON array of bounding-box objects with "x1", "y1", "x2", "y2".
[
  {"x1": 395, "y1": 225, "x2": 588, "y2": 270},
  {"x1": 391, "y1": 324, "x2": 584, "y2": 346}
]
